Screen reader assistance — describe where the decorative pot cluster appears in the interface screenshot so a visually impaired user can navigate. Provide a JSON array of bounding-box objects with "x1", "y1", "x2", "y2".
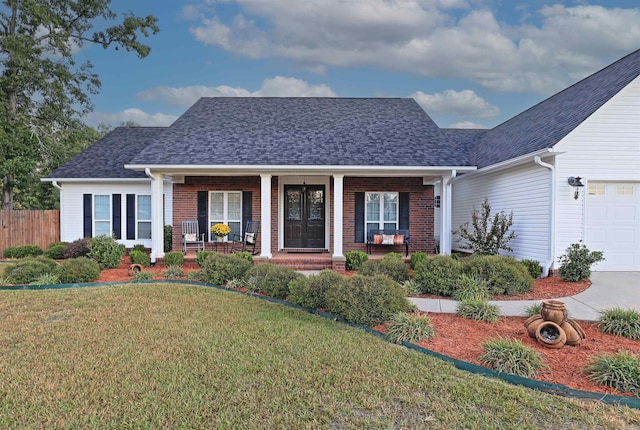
[{"x1": 523, "y1": 300, "x2": 586, "y2": 349}]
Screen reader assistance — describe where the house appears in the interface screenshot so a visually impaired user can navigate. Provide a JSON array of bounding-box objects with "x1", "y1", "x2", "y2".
[{"x1": 43, "y1": 49, "x2": 640, "y2": 273}]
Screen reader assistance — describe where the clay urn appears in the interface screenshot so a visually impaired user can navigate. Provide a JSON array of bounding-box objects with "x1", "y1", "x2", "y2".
[
  {"x1": 535, "y1": 321, "x2": 567, "y2": 349},
  {"x1": 561, "y1": 319, "x2": 586, "y2": 346},
  {"x1": 540, "y1": 300, "x2": 568, "y2": 324},
  {"x1": 524, "y1": 314, "x2": 544, "y2": 338}
]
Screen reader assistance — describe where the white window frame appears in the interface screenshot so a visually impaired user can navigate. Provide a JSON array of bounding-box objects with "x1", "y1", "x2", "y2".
[
  {"x1": 137, "y1": 194, "x2": 152, "y2": 239},
  {"x1": 94, "y1": 194, "x2": 111, "y2": 237},
  {"x1": 365, "y1": 192, "x2": 399, "y2": 234},
  {"x1": 209, "y1": 191, "x2": 242, "y2": 242}
]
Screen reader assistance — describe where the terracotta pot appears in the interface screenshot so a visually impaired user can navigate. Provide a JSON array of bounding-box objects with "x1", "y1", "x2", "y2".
[
  {"x1": 128, "y1": 264, "x2": 143, "y2": 276},
  {"x1": 535, "y1": 321, "x2": 567, "y2": 349},
  {"x1": 561, "y1": 319, "x2": 586, "y2": 346},
  {"x1": 524, "y1": 314, "x2": 544, "y2": 338},
  {"x1": 540, "y1": 300, "x2": 568, "y2": 324}
]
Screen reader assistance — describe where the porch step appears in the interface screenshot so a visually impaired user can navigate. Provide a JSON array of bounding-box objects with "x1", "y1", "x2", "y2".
[{"x1": 269, "y1": 254, "x2": 333, "y2": 271}]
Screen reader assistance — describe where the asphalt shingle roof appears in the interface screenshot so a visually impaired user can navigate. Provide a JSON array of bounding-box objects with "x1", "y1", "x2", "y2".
[
  {"x1": 46, "y1": 127, "x2": 166, "y2": 179},
  {"x1": 466, "y1": 49, "x2": 640, "y2": 168},
  {"x1": 128, "y1": 97, "x2": 463, "y2": 167}
]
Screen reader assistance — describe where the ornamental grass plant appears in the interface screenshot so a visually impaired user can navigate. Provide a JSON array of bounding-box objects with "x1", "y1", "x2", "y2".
[
  {"x1": 598, "y1": 308, "x2": 640, "y2": 340},
  {"x1": 585, "y1": 350, "x2": 640, "y2": 396},
  {"x1": 385, "y1": 312, "x2": 435, "y2": 344},
  {"x1": 480, "y1": 337, "x2": 546, "y2": 377}
]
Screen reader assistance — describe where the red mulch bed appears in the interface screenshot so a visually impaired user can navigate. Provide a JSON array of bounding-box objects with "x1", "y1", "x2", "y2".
[{"x1": 94, "y1": 261, "x2": 640, "y2": 397}]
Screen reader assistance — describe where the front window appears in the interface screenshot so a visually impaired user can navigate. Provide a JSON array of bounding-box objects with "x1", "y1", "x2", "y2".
[
  {"x1": 137, "y1": 195, "x2": 152, "y2": 239},
  {"x1": 94, "y1": 195, "x2": 111, "y2": 236},
  {"x1": 365, "y1": 192, "x2": 398, "y2": 236},
  {"x1": 209, "y1": 191, "x2": 242, "y2": 241}
]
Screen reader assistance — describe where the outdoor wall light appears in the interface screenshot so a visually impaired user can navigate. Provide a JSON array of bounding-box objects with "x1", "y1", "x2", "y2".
[{"x1": 568, "y1": 176, "x2": 584, "y2": 200}]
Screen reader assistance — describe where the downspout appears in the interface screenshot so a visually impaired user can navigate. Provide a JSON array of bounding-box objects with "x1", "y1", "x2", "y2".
[
  {"x1": 534, "y1": 156, "x2": 555, "y2": 278},
  {"x1": 51, "y1": 181, "x2": 62, "y2": 190}
]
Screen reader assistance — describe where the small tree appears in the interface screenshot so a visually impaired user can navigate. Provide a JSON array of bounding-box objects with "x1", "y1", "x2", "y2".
[{"x1": 454, "y1": 197, "x2": 516, "y2": 255}]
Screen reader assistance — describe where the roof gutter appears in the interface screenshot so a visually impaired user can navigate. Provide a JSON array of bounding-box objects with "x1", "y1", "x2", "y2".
[
  {"x1": 534, "y1": 156, "x2": 556, "y2": 278},
  {"x1": 450, "y1": 149, "x2": 559, "y2": 183}
]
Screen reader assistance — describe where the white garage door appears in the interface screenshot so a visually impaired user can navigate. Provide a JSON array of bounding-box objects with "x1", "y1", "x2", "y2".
[{"x1": 585, "y1": 182, "x2": 640, "y2": 271}]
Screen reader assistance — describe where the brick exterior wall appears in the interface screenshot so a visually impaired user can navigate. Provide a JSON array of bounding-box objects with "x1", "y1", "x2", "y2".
[{"x1": 172, "y1": 175, "x2": 434, "y2": 255}]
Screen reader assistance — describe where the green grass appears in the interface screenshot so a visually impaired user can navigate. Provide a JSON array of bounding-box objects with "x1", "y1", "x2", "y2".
[{"x1": 1, "y1": 283, "x2": 639, "y2": 429}]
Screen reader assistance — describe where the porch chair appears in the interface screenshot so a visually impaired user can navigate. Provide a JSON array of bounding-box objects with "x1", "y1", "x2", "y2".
[
  {"x1": 182, "y1": 220, "x2": 205, "y2": 254},
  {"x1": 230, "y1": 221, "x2": 260, "y2": 255}
]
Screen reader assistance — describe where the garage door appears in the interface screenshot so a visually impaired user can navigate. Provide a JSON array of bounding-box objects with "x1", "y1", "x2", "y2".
[{"x1": 585, "y1": 182, "x2": 640, "y2": 271}]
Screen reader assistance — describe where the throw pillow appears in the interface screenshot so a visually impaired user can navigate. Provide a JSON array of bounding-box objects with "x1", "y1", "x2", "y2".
[
  {"x1": 393, "y1": 234, "x2": 405, "y2": 245},
  {"x1": 373, "y1": 234, "x2": 383, "y2": 244},
  {"x1": 382, "y1": 234, "x2": 394, "y2": 245}
]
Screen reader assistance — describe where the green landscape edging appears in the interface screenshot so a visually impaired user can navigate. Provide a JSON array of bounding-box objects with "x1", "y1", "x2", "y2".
[{"x1": 2, "y1": 279, "x2": 639, "y2": 409}]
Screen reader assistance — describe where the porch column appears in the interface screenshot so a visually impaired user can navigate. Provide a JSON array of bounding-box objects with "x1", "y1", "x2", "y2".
[
  {"x1": 439, "y1": 171, "x2": 455, "y2": 255},
  {"x1": 332, "y1": 174, "x2": 344, "y2": 258},
  {"x1": 260, "y1": 174, "x2": 272, "y2": 258},
  {"x1": 150, "y1": 171, "x2": 165, "y2": 263}
]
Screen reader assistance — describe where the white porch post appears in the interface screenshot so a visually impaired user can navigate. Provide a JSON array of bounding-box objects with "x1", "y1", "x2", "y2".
[
  {"x1": 439, "y1": 172, "x2": 455, "y2": 255},
  {"x1": 150, "y1": 171, "x2": 165, "y2": 263},
  {"x1": 332, "y1": 174, "x2": 344, "y2": 258},
  {"x1": 260, "y1": 174, "x2": 272, "y2": 258}
]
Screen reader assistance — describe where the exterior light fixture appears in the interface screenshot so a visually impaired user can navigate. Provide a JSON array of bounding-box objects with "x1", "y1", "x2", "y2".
[{"x1": 568, "y1": 176, "x2": 584, "y2": 200}]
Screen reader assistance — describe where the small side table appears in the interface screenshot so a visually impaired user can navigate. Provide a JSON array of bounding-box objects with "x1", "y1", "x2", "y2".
[{"x1": 211, "y1": 241, "x2": 229, "y2": 254}]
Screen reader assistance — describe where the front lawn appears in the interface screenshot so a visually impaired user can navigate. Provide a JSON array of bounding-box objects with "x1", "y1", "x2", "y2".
[{"x1": 1, "y1": 283, "x2": 639, "y2": 429}]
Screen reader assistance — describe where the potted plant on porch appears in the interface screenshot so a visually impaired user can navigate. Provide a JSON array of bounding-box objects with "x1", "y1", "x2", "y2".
[{"x1": 210, "y1": 223, "x2": 231, "y2": 242}]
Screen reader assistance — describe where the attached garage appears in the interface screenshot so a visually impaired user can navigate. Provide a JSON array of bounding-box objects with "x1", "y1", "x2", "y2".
[{"x1": 585, "y1": 182, "x2": 640, "y2": 271}]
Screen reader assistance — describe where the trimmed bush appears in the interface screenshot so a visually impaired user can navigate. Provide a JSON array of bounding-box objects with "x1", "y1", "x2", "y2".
[
  {"x1": 480, "y1": 338, "x2": 546, "y2": 377},
  {"x1": 456, "y1": 299, "x2": 501, "y2": 322},
  {"x1": 598, "y1": 308, "x2": 640, "y2": 340},
  {"x1": 325, "y1": 274, "x2": 412, "y2": 327},
  {"x1": 414, "y1": 255, "x2": 463, "y2": 296},
  {"x1": 63, "y1": 238, "x2": 91, "y2": 259},
  {"x1": 55, "y1": 257, "x2": 101, "y2": 283},
  {"x1": 345, "y1": 250, "x2": 368, "y2": 271},
  {"x1": 130, "y1": 244, "x2": 147, "y2": 254},
  {"x1": 88, "y1": 235, "x2": 126, "y2": 269},
  {"x1": 45, "y1": 242, "x2": 68, "y2": 259},
  {"x1": 163, "y1": 265, "x2": 184, "y2": 279},
  {"x1": 585, "y1": 350, "x2": 640, "y2": 396},
  {"x1": 359, "y1": 253, "x2": 409, "y2": 283},
  {"x1": 288, "y1": 269, "x2": 345, "y2": 309},
  {"x1": 233, "y1": 251, "x2": 253, "y2": 264},
  {"x1": 163, "y1": 251, "x2": 184, "y2": 267},
  {"x1": 410, "y1": 252, "x2": 428, "y2": 270},
  {"x1": 196, "y1": 250, "x2": 216, "y2": 267},
  {"x1": 520, "y1": 259, "x2": 541, "y2": 279},
  {"x1": 260, "y1": 265, "x2": 303, "y2": 300},
  {"x1": 164, "y1": 225, "x2": 172, "y2": 252},
  {"x1": 129, "y1": 250, "x2": 151, "y2": 267},
  {"x1": 3, "y1": 245, "x2": 44, "y2": 259},
  {"x1": 451, "y1": 274, "x2": 490, "y2": 301},
  {"x1": 3, "y1": 257, "x2": 58, "y2": 284},
  {"x1": 201, "y1": 253, "x2": 252, "y2": 286},
  {"x1": 386, "y1": 312, "x2": 435, "y2": 344},
  {"x1": 558, "y1": 243, "x2": 605, "y2": 282},
  {"x1": 462, "y1": 255, "x2": 533, "y2": 295}
]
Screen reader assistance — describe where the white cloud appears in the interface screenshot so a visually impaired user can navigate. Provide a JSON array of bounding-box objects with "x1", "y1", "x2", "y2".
[
  {"x1": 449, "y1": 120, "x2": 487, "y2": 129},
  {"x1": 411, "y1": 89, "x2": 499, "y2": 119},
  {"x1": 84, "y1": 109, "x2": 178, "y2": 127},
  {"x1": 137, "y1": 76, "x2": 336, "y2": 107},
  {"x1": 184, "y1": 1, "x2": 640, "y2": 94}
]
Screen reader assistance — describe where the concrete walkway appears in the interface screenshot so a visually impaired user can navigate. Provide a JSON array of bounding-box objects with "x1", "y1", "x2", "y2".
[{"x1": 410, "y1": 272, "x2": 640, "y2": 322}]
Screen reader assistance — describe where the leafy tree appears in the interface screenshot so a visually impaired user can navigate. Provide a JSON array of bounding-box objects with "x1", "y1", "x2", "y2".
[
  {"x1": 0, "y1": 0, "x2": 159, "y2": 209},
  {"x1": 454, "y1": 197, "x2": 516, "y2": 255}
]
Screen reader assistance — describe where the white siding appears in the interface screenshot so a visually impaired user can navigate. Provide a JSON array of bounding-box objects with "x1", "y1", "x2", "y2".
[
  {"x1": 554, "y1": 75, "x2": 640, "y2": 264},
  {"x1": 59, "y1": 180, "x2": 173, "y2": 248},
  {"x1": 452, "y1": 163, "x2": 552, "y2": 264}
]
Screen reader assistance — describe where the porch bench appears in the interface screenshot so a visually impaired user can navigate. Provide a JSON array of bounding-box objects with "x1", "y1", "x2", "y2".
[{"x1": 366, "y1": 229, "x2": 410, "y2": 257}]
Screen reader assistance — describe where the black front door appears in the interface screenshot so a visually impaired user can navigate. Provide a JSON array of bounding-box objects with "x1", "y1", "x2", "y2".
[{"x1": 284, "y1": 185, "x2": 325, "y2": 249}]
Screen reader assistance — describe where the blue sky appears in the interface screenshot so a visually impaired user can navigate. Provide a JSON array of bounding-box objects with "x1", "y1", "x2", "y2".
[{"x1": 79, "y1": 0, "x2": 640, "y2": 129}]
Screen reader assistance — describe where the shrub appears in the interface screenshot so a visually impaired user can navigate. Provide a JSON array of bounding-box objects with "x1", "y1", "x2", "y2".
[
  {"x1": 520, "y1": 259, "x2": 541, "y2": 279},
  {"x1": 451, "y1": 274, "x2": 490, "y2": 301},
  {"x1": 29, "y1": 273, "x2": 60, "y2": 286},
  {"x1": 410, "y1": 252, "x2": 428, "y2": 270},
  {"x1": 45, "y1": 242, "x2": 69, "y2": 259},
  {"x1": 325, "y1": 274, "x2": 412, "y2": 327},
  {"x1": 132, "y1": 271, "x2": 153, "y2": 281},
  {"x1": 598, "y1": 308, "x2": 640, "y2": 340},
  {"x1": 287, "y1": 276, "x2": 312, "y2": 307},
  {"x1": 233, "y1": 251, "x2": 254, "y2": 264},
  {"x1": 163, "y1": 251, "x2": 184, "y2": 267},
  {"x1": 524, "y1": 302, "x2": 543, "y2": 318},
  {"x1": 196, "y1": 250, "x2": 216, "y2": 267},
  {"x1": 129, "y1": 250, "x2": 151, "y2": 267},
  {"x1": 63, "y1": 238, "x2": 91, "y2": 259},
  {"x1": 400, "y1": 279, "x2": 421, "y2": 297},
  {"x1": 201, "y1": 253, "x2": 252, "y2": 286},
  {"x1": 260, "y1": 265, "x2": 303, "y2": 300},
  {"x1": 3, "y1": 245, "x2": 44, "y2": 259},
  {"x1": 359, "y1": 253, "x2": 409, "y2": 283},
  {"x1": 164, "y1": 225, "x2": 173, "y2": 252},
  {"x1": 453, "y1": 197, "x2": 516, "y2": 255},
  {"x1": 480, "y1": 338, "x2": 546, "y2": 377},
  {"x1": 456, "y1": 299, "x2": 501, "y2": 322},
  {"x1": 3, "y1": 257, "x2": 58, "y2": 284},
  {"x1": 130, "y1": 244, "x2": 147, "y2": 254},
  {"x1": 186, "y1": 270, "x2": 203, "y2": 281},
  {"x1": 558, "y1": 243, "x2": 605, "y2": 282},
  {"x1": 88, "y1": 235, "x2": 126, "y2": 269},
  {"x1": 288, "y1": 269, "x2": 345, "y2": 309},
  {"x1": 386, "y1": 312, "x2": 435, "y2": 344},
  {"x1": 345, "y1": 250, "x2": 368, "y2": 271},
  {"x1": 414, "y1": 255, "x2": 463, "y2": 296},
  {"x1": 163, "y1": 265, "x2": 184, "y2": 279},
  {"x1": 462, "y1": 255, "x2": 533, "y2": 295},
  {"x1": 55, "y1": 257, "x2": 101, "y2": 283},
  {"x1": 585, "y1": 350, "x2": 640, "y2": 396}
]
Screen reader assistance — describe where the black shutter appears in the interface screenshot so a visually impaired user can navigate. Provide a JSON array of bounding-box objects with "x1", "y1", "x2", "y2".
[
  {"x1": 83, "y1": 194, "x2": 92, "y2": 238},
  {"x1": 354, "y1": 192, "x2": 365, "y2": 243},
  {"x1": 197, "y1": 191, "x2": 208, "y2": 242},
  {"x1": 112, "y1": 194, "x2": 122, "y2": 239},
  {"x1": 242, "y1": 191, "x2": 253, "y2": 234},
  {"x1": 126, "y1": 194, "x2": 136, "y2": 240},
  {"x1": 399, "y1": 192, "x2": 410, "y2": 230}
]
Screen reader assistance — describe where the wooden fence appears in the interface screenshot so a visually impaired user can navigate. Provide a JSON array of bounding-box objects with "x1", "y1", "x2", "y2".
[{"x1": 0, "y1": 210, "x2": 60, "y2": 255}]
